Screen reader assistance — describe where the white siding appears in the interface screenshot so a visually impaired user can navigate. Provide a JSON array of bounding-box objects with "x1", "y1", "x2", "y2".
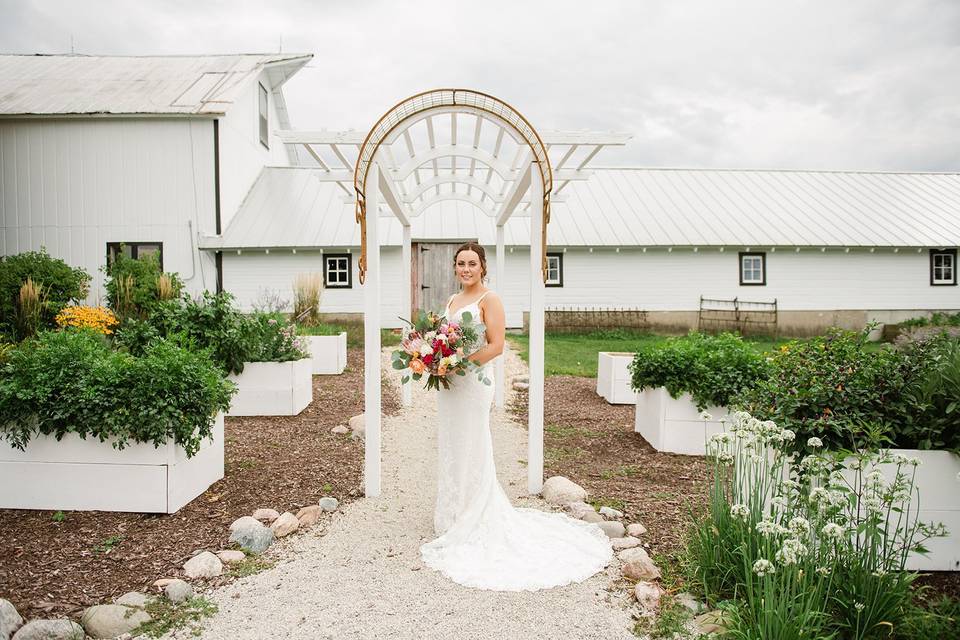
[{"x1": 0, "y1": 118, "x2": 217, "y2": 302}]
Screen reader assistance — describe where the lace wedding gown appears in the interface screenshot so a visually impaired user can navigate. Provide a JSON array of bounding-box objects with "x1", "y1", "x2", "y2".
[{"x1": 419, "y1": 292, "x2": 612, "y2": 591}]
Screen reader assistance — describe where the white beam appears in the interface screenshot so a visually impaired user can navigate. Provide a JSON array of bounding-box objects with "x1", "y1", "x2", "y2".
[
  {"x1": 495, "y1": 160, "x2": 532, "y2": 226},
  {"x1": 376, "y1": 161, "x2": 412, "y2": 226},
  {"x1": 302, "y1": 143, "x2": 331, "y2": 171},
  {"x1": 276, "y1": 129, "x2": 630, "y2": 147},
  {"x1": 406, "y1": 175, "x2": 505, "y2": 204},
  {"x1": 576, "y1": 145, "x2": 603, "y2": 170},
  {"x1": 394, "y1": 146, "x2": 519, "y2": 182},
  {"x1": 495, "y1": 224, "x2": 505, "y2": 409},
  {"x1": 527, "y1": 161, "x2": 545, "y2": 495},
  {"x1": 331, "y1": 144, "x2": 353, "y2": 170},
  {"x1": 401, "y1": 224, "x2": 412, "y2": 407},
  {"x1": 364, "y1": 163, "x2": 382, "y2": 498},
  {"x1": 276, "y1": 130, "x2": 366, "y2": 144},
  {"x1": 412, "y1": 193, "x2": 497, "y2": 217}
]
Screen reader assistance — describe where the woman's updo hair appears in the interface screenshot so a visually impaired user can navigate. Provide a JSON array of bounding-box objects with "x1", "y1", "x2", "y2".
[{"x1": 453, "y1": 241, "x2": 488, "y2": 280}]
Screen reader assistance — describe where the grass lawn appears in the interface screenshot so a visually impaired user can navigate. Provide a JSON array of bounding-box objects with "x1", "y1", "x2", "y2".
[{"x1": 507, "y1": 330, "x2": 795, "y2": 378}]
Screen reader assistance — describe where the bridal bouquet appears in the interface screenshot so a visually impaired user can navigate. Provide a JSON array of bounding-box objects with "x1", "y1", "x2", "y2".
[{"x1": 391, "y1": 309, "x2": 491, "y2": 390}]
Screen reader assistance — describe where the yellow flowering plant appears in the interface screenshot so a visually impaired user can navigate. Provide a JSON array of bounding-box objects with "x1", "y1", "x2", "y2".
[{"x1": 55, "y1": 305, "x2": 119, "y2": 335}]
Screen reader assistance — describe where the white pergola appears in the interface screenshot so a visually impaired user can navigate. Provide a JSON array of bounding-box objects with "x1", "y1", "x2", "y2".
[{"x1": 277, "y1": 89, "x2": 628, "y2": 497}]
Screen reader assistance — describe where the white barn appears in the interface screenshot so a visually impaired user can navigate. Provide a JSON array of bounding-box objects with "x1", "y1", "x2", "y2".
[{"x1": 2, "y1": 54, "x2": 958, "y2": 336}]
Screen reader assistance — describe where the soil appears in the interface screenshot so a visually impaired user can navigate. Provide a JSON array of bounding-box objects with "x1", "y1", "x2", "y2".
[{"x1": 0, "y1": 348, "x2": 400, "y2": 621}]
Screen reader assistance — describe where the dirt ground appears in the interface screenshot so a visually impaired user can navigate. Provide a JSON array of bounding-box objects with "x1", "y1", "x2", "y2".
[{"x1": 0, "y1": 348, "x2": 400, "y2": 621}]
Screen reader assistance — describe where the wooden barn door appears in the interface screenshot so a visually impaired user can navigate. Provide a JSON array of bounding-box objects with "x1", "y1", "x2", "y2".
[{"x1": 416, "y1": 243, "x2": 462, "y2": 314}]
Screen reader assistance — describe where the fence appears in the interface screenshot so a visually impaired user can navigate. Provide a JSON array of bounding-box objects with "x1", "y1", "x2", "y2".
[
  {"x1": 698, "y1": 296, "x2": 778, "y2": 336},
  {"x1": 538, "y1": 306, "x2": 649, "y2": 333}
]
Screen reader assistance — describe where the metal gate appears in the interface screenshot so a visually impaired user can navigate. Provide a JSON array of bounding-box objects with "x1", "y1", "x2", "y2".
[{"x1": 415, "y1": 243, "x2": 463, "y2": 314}]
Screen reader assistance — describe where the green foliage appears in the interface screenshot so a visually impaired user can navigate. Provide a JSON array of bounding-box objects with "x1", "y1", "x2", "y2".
[
  {"x1": 889, "y1": 335, "x2": 960, "y2": 451},
  {"x1": 135, "y1": 596, "x2": 218, "y2": 638},
  {"x1": 629, "y1": 332, "x2": 770, "y2": 410},
  {"x1": 93, "y1": 535, "x2": 123, "y2": 553},
  {"x1": 899, "y1": 311, "x2": 960, "y2": 329},
  {"x1": 0, "y1": 249, "x2": 91, "y2": 340},
  {"x1": 103, "y1": 251, "x2": 182, "y2": 320},
  {"x1": 242, "y1": 313, "x2": 309, "y2": 363},
  {"x1": 896, "y1": 591, "x2": 960, "y2": 640},
  {"x1": 0, "y1": 329, "x2": 234, "y2": 456}
]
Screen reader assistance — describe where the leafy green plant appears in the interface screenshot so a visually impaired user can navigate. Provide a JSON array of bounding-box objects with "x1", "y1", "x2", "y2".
[
  {"x1": 94, "y1": 535, "x2": 123, "y2": 553},
  {"x1": 0, "y1": 249, "x2": 91, "y2": 340},
  {"x1": 629, "y1": 332, "x2": 770, "y2": 410},
  {"x1": 900, "y1": 312, "x2": 960, "y2": 329},
  {"x1": 242, "y1": 313, "x2": 309, "y2": 363},
  {"x1": 103, "y1": 250, "x2": 182, "y2": 320},
  {"x1": 0, "y1": 329, "x2": 234, "y2": 456},
  {"x1": 889, "y1": 334, "x2": 960, "y2": 452},
  {"x1": 134, "y1": 596, "x2": 218, "y2": 638}
]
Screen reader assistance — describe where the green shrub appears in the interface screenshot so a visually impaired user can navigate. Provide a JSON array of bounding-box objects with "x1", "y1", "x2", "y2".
[
  {"x1": 0, "y1": 249, "x2": 91, "y2": 340},
  {"x1": 900, "y1": 311, "x2": 960, "y2": 329},
  {"x1": 104, "y1": 251, "x2": 182, "y2": 320},
  {"x1": 628, "y1": 332, "x2": 770, "y2": 410},
  {"x1": 890, "y1": 334, "x2": 960, "y2": 451},
  {"x1": 0, "y1": 329, "x2": 233, "y2": 456},
  {"x1": 242, "y1": 313, "x2": 308, "y2": 363}
]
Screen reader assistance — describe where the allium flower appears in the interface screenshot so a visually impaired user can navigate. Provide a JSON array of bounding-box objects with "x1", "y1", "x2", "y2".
[
  {"x1": 779, "y1": 429, "x2": 796, "y2": 442},
  {"x1": 730, "y1": 504, "x2": 750, "y2": 521},
  {"x1": 771, "y1": 496, "x2": 788, "y2": 509},
  {"x1": 821, "y1": 522, "x2": 844, "y2": 540},
  {"x1": 908, "y1": 457, "x2": 922, "y2": 466},
  {"x1": 788, "y1": 516, "x2": 810, "y2": 536},
  {"x1": 717, "y1": 452, "x2": 734, "y2": 465},
  {"x1": 854, "y1": 602, "x2": 865, "y2": 612},
  {"x1": 753, "y1": 559, "x2": 775, "y2": 577},
  {"x1": 809, "y1": 487, "x2": 828, "y2": 504},
  {"x1": 699, "y1": 411, "x2": 713, "y2": 421},
  {"x1": 864, "y1": 497, "x2": 884, "y2": 516},
  {"x1": 776, "y1": 539, "x2": 807, "y2": 566},
  {"x1": 756, "y1": 520, "x2": 779, "y2": 536},
  {"x1": 807, "y1": 437, "x2": 823, "y2": 448},
  {"x1": 816, "y1": 566, "x2": 831, "y2": 577},
  {"x1": 893, "y1": 453, "x2": 909, "y2": 465}
]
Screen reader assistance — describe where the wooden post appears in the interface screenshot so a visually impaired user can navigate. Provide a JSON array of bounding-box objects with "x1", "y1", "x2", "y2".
[
  {"x1": 528, "y1": 164, "x2": 545, "y2": 495},
  {"x1": 401, "y1": 223, "x2": 412, "y2": 407},
  {"x1": 495, "y1": 224, "x2": 506, "y2": 409},
  {"x1": 364, "y1": 164, "x2": 382, "y2": 497}
]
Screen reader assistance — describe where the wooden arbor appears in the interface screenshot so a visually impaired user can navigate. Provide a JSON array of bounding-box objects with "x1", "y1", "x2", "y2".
[{"x1": 276, "y1": 89, "x2": 630, "y2": 497}]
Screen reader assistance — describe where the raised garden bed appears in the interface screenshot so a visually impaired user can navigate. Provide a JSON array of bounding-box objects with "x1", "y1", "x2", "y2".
[
  {"x1": 596, "y1": 352, "x2": 637, "y2": 404},
  {"x1": 227, "y1": 358, "x2": 313, "y2": 417},
  {"x1": 634, "y1": 387, "x2": 728, "y2": 455},
  {"x1": 0, "y1": 414, "x2": 224, "y2": 514},
  {"x1": 305, "y1": 333, "x2": 347, "y2": 375}
]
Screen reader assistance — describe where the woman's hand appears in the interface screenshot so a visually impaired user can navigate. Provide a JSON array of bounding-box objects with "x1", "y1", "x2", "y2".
[{"x1": 467, "y1": 293, "x2": 505, "y2": 366}]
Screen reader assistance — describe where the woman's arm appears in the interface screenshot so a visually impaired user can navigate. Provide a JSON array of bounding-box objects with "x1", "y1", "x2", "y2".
[{"x1": 467, "y1": 293, "x2": 505, "y2": 366}]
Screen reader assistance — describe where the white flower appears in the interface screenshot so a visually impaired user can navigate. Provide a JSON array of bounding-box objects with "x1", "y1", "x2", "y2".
[
  {"x1": 753, "y1": 558, "x2": 775, "y2": 577},
  {"x1": 816, "y1": 566, "x2": 831, "y2": 577},
  {"x1": 699, "y1": 411, "x2": 713, "y2": 421},
  {"x1": 717, "y1": 452, "x2": 734, "y2": 465},
  {"x1": 809, "y1": 487, "x2": 829, "y2": 504},
  {"x1": 730, "y1": 504, "x2": 750, "y2": 521},
  {"x1": 779, "y1": 429, "x2": 796, "y2": 442},
  {"x1": 908, "y1": 457, "x2": 922, "y2": 467},
  {"x1": 865, "y1": 496, "x2": 884, "y2": 516},
  {"x1": 807, "y1": 437, "x2": 823, "y2": 448},
  {"x1": 756, "y1": 520, "x2": 779, "y2": 536},
  {"x1": 893, "y1": 453, "x2": 909, "y2": 465},
  {"x1": 872, "y1": 569, "x2": 888, "y2": 577},
  {"x1": 821, "y1": 522, "x2": 844, "y2": 540},
  {"x1": 788, "y1": 516, "x2": 810, "y2": 536},
  {"x1": 771, "y1": 496, "x2": 788, "y2": 509},
  {"x1": 854, "y1": 602, "x2": 865, "y2": 612},
  {"x1": 776, "y1": 538, "x2": 807, "y2": 566}
]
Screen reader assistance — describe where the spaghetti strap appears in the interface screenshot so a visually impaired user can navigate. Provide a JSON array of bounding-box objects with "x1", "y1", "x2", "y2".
[{"x1": 475, "y1": 290, "x2": 492, "y2": 304}]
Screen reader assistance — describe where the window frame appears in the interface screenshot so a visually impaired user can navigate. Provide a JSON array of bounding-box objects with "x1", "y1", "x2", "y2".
[
  {"x1": 106, "y1": 242, "x2": 164, "y2": 270},
  {"x1": 545, "y1": 252, "x2": 563, "y2": 287},
  {"x1": 738, "y1": 251, "x2": 766, "y2": 286},
  {"x1": 258, "y1": 82, "x2": 269, "y2": 149},
  {"x1": 930, "y1": 248, "x2": 957, "y2": 286},
  {"x1": 323, "y1": 253, "x2": 352, "y2": 289}
]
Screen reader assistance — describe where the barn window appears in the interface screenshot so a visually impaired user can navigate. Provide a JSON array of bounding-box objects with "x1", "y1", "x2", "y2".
[
  {"x1": 258, "y1": 82, "x2": 269, "y2": 149},
  {"x1": 545, "y1": 253, "x2": 563, "y2": 287},
  {"x1": 324, "y1": 254, "x2": 352, "y2": 288},
  {"x1": 739, "y1": 252, "x2": 766, "y2": 286},
  {"x1": 106, "y1": 242, "x2": 163, "y2": 270},
  {"x1": 930, "y1": 249, "x2": 956, "y2": 286}
]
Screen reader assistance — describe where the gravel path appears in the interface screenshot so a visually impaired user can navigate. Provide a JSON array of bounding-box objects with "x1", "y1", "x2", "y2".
[{"x1": 186, "y1": 346, "x2": 635, "y2": 640}]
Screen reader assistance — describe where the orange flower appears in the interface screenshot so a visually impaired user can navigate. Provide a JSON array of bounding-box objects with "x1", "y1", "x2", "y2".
[
  {"x1": 409, "y1": 358, "x2": 426, "y2": 374},
  {"x1": 437, "y1": 364, "x2": 448, "y2": 376}
]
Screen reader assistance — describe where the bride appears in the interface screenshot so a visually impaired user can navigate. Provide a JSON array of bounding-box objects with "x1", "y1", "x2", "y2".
[{"x1": 419, "y1": 242, "x2": 612, "y2": 591}]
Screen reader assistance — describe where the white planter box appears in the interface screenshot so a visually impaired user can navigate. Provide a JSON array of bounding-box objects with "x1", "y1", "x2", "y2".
[
  {"x1": 228, "y1": 358, "x2": 312, "y2": 416},
  {"x1": 597, "y1": 352, "x2": 637, "y2": 404},
  {"x1": 634, "y1": 386, "x2": 729, "y2": 455},
  {"x1": 0, "y1": 413, "x2": 224, "y2": 513},
  {"x1": 305, "y1": 333, "x2": 347, "y2": 375}
]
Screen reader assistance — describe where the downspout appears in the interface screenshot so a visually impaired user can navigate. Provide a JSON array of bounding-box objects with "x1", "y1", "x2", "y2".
[{"x1": 214, "y1": 119, "x2": 223, "y2": 293}]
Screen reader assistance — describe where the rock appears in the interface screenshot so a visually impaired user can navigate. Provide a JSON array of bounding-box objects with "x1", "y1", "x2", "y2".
[
  {"x1": 80, "y1": 604, "x2": 151, "y2": 639},
  {"x1": 252, "y1": 508, "x2": 280, "y2": 523},
  {"x1": 229, "y1": 519, "x2": 274, "y2": 555},
  {"x1": 216, "y1": 550, "x2": 247, "y2": 564},
  {"x1": 152, "y1": 578, "x2": 178, "y2": 590},
  {"x1": 514, "y1": 375, "x2": 529, "y2": 384},
  {"x1": 114, "y1": 592, "x2": 150, "y2": 608},
  {"x1": 622, "y1": 545, "x2": 662, "y2": 581},
  {"x1": 627, "y1": 522, "x2": 647, "y2": 537},
  {"x1": 164, "y1": 579, "x2": 194, "y2": 604},
  {"x1": 694, "y1": 610, "x2": 730, "y2": 635},
  {"x1": 296, "y1": 505, "x2": 322, "y2": 526},
  {"x1": 610, "y1": 536, "x2": 642, "y2": 550},
  {"x1": 580, "y1": 512, "x2": 605, "y2": 523},
  {"x1": 597, "y1": 521, "x2": 626, "y2": 539},
  {"x1": 331, "y1": 425, "x2": 349, "y2": 435},
  {"x1": 599, "y1": 506, "x2": 623, "y2": 519},
  {"x1": 0, "y1": 599, "x2": 23, "y2": 640},
  {"x1": 348, "y1": 414, "x2": 365, "y2": 438},
  {"x1": 11, "y1": 619, "x2": 84, "y2": 640},
  {"x1": 183, "y1": 551, "x2": 223, "y2": 578},
  {"x1": 675, "y1": 592, "x2": 705, "y2": 614},
  {"x1": 566, "y1": 501, "x2": 595, "y2": 519},
  {"x1": 229, "y1": 515, "x2": 263, "y2": 532},
  {"x1": 634, "y1": 581, "x2": 662, "y2": 615},
  {"x1": 270, "y1": 512, "x2": 300, "y2": 537},
  {"x1": 541, "y1": 476, "x2": 587, "y2": 505},
  {"x1": 318, "y1": 497, "x2": 339, "y2": 512},
  {"x1": 513, "y1": 381, "x2": 529, "y2": 391}
]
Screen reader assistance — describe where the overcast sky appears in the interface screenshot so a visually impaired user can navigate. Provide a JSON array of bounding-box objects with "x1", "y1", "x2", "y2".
[{"x1": 2, "y1": 0, "x2": 958, "y2": 171}]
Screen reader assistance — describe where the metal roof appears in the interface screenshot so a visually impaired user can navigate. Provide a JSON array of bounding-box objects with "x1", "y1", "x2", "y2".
[
  {"x1": 0, "y1": 53, "x2": 312, "y2": 116},
  {"x1": 201, "y1": 166, "x2": 960, "y2": 250}
]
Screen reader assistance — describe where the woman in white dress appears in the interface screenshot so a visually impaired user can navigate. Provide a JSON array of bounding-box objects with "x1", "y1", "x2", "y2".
[{"x1": 419, "y1": 242, "x2": 612, "y2": 591}]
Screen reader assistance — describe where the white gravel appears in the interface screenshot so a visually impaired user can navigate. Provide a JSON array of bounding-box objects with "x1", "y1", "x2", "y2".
[{"x1": 181, "y1": 345, "x2": 635, "y2": 640}]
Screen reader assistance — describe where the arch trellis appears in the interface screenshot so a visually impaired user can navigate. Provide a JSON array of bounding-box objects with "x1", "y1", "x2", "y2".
[{"x1": 353, "y1": 89, "x2": 553, "y2": 285}]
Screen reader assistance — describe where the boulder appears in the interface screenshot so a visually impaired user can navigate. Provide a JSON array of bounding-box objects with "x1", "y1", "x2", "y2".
[
  {"x1": 541, "y1": 476, "x2": 587, "y2": 505},
  {"x1": 152, "y1": 578, "x2": 178, "y2": 590},
  {"x1": 675, "y1": 592, "x2": 705, "y2": 614},
  {"x1": 596, "y1": 521, "x2": 626, "y2": 539},
  {"x1": 626, "y1": 522, "x2": 647, "y2": 537},
  {"x1": 694, "y1": 610, "x2": 730, "y2": 635},
  {"x1": 621, "y1": 546, "x2": 661, "y2": 581},
  {"x1": 183, "y1": 551, "x2": 223, "y2": 579},
  {"x1": 80, "y1": 604, "x2": 151, "y2": 639},
  {"x1": 610, "y1": 536, "x2": 642, "y2": 550},
  {"x1": 331, "y1": 425, "x2": 349, "y2": 435},
  {"x1": 566, "y1": 501, "x2": 596, "y2": 519},
  {"x1": 216, "y1": 550, "x2": 247, "y2": 564},
  {"x1": 634, "y1": 581, "x2": 663, "y2": 615},
  {"x1": 11, "y1": 619, "x2": 84, "y2": 640},
  {"x1": 230, "y1": 515, "x2": 262, "y2": 532},
  {"x1": 599, "y1": 506, "x2": 623, "y2": 519},
  {"x1": 513, "y1": 381, "x2": 530, "y2": 391},
  {"x1": 296, "y1": 505, "x2": 322, "y2": 527},
  {"x1": 229, "y1": 519, "x2": 274, "y2": 555},
  {"x1": 252, "y1": 508, "x2": 280, "y2": 523},
  {"x1": 348, "y1": 414, "x2": 365, "y2": 439},
  {"x1": 318, "y1": 497, "x2": 339, "y2": 512},
  {"x1": 0, "y1": 599, "x2": 23, "y2": 640},
  {"x1": 270, "y1": 512, "x2": 300, "y2": 537},
  {"x1": 164, "y1": 580, "x2": 194, "y2": 604},
  {"x1": 580, "y1": 512, "x2": 605, "y2": 524},
  {"x1": 114, "y1": 592, "x2": 150, "y2": 608}
]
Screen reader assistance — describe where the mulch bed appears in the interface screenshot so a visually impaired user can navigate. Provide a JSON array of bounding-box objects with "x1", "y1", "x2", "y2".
[{"x1": 0, "y1": 348, "x2": 399, "y2": 622}]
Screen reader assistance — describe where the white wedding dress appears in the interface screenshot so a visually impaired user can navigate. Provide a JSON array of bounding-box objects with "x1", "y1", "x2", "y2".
[{"x1": 419, "y1": 292, "x2": 612, "y2": 591}]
